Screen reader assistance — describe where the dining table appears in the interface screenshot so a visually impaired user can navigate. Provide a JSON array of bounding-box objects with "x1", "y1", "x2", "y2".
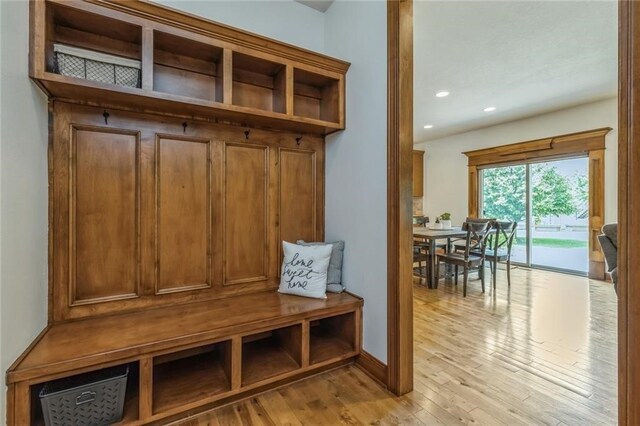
[{"x1": 413, "y1": 226, "x2": 468, "y2": 289}]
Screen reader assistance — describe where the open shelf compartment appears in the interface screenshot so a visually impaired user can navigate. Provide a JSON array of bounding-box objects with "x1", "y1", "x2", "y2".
[
  {"x1": 293, "y1": 68, "x2": 340, "y2": 123},
  {"x1": 232, "y1": 52, "x2": 287, "y2": 114},
  {"x1": 310, "y1": 312, "x2": 356, "y2": 365},
  {"x1": 45, "y1": 2, "x2": 142, "y2": 87},
  {"x1": 242, "y1": 324, "x2": 302, "y2": 386},
  {"x1": 152, "y1": 341, "x2": 232, "y2": 414},
  {"x1": 29, "y1": 362, "x2": 139, "y2": 426},
  {"x1": 153, "y1": 31, "x2": 224, "y2": 102}
]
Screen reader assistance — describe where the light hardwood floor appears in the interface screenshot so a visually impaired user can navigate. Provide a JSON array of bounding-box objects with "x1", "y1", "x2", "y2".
[{"x1": 176, "y1": 267, "x2": 618, "y2": 425}]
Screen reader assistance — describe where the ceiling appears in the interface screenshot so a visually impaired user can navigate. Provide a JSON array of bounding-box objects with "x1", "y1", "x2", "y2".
[
  {"x1": 414, "y1": 1, "x2": 618, "y2": 143},
  {"x1": 294, "y1": 0, "x2": 334, "y2": 13}
]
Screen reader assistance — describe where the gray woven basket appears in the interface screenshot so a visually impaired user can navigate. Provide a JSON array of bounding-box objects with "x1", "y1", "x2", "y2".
[
  {"x1": 39, "y1": 365, "x2": 129, "y2": 426},
  {"x1": 53, "y1": 44, "x2": 141, "y2": 89}
]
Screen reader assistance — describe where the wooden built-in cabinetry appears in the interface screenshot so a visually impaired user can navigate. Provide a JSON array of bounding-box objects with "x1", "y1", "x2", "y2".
[
  {"x1": 6, "y1": 1, "x2": 359, "y2": 424},
  {"x1": 32, "y1": 0, "x2": 348, "y2": 135},
  {"x1": 50, "y1": 102, "x2": 325, "y2": 321}
]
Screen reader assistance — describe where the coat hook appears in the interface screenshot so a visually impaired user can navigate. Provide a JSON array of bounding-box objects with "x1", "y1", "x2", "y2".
[
  {"x1": 296, "y1": 136, "x2": 303, "y2": 146},
  {"x1": 244, "y1": 130, "x2": 250, "y2": 140},
  {"x1": 182, "y1": 122, "x2": 188, "y2": 133},
  {"x1": 103, "y1": 110, "x2": 110, "y2": 125}
]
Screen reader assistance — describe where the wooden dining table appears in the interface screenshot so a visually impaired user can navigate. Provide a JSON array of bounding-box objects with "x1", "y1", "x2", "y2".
[{"x1": 413, "y1": 226, "x2": 468, "y2": 289}]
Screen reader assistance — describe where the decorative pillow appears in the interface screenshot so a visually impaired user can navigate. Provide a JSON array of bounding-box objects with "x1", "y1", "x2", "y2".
[
  {"x1": 279, "y1": 241, "x2": 332, "y2": 299},
  {"x1": 297, "y1": 240, "x2": 345, "y2": 293}
]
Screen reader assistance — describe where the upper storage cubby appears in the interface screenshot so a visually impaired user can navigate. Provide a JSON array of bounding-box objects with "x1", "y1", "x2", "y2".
[
  {"x1": 153, "y1": 31, "x2": 224, "y2": 102},
  {"x1": 45, "y1": 3, "x2": 142, "y2": 87},
  {"x1": 33, "y1": 0, "x2": 349, "y2": 135},
  {"x1": 232, "y1": 52, "x2": 286, "y2": 114},
  {"x1": 294, "y1": 68, "x2": 340, "y2": 124}
]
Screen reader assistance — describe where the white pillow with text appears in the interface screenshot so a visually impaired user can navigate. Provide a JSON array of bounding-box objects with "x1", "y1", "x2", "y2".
[{"x1": 279, "y1": 241, "x2": 332, "y2": 299}]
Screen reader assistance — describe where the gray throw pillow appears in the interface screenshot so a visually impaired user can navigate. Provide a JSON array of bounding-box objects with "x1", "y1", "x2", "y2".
[{"x1": 296, "y1": 240, "x2": 345, "y2": 293}]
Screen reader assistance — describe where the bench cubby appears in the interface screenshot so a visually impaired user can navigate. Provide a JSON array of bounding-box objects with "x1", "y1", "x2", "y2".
[
  {"x1": 242, "y1": 326, "x2": 302, "y2": 386},
  {"x1": 310, "y1": 312, "x2": 357, "y2": 365},
  {"x1": 28, "y1": 362, "x2": 140, "y2": 426},
  {"x1": 153, "y1": 341, "x2": 232, "y2": 414}
]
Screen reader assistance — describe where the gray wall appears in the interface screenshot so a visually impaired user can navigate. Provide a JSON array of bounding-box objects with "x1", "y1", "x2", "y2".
[
  {"x1": 1, "y1": 0, "x2": 49, "y2": 422},
  {"x1": 324, "y1": 0, "x2": 388, "y2": 362}
]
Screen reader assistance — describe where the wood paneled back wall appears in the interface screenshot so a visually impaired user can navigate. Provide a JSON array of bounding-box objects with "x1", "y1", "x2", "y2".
[{"x1": 51, "y1": 102, "x2": 324, "y2": 322}]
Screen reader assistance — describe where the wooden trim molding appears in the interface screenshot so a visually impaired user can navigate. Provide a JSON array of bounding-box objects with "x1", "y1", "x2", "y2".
[
  {"x1": 387, "y1": 0, "x2": 413, "y2": 396},
  {"x1": 588, "y1": 149, "x2": 606, "y2": 279},
  {"x1": 86, "y1": 0, "x2": 350, "y2": 74},
  {"x1": 356, "y1": 351, "x2": 388, "y2": 387},
  {"x1": 618, "y1": 1, "x2": 640, "y2": 423},
  {"x1": 468, "y1": 165, "x2": 479, "y2": 218},
  {"x1": 464, "y1": 128, "x2": 610, "y2": 280},
  {"x1": 463, "y1": 127, "x2": 611, "y2": 167}
]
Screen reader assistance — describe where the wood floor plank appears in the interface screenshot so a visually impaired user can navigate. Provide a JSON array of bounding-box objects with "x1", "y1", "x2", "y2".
[{"x1": 177, "y1": 268, "x2": 617, "y2": 425}]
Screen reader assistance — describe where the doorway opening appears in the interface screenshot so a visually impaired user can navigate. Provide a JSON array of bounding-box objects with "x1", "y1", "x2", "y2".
[{"x1": 480, "y1": 157, "x2": 590, "y2": 275}]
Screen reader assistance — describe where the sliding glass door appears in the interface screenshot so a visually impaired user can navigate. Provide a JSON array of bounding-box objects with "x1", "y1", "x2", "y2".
[{"x1": 479, "y1": 157, "x2": 589, "y2": 275}]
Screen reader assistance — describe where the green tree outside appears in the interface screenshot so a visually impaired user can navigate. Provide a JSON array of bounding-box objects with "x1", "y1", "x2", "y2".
[
  {"x1": 481, "y1": 164, "x2": 579, "y2": 224},
  {"x1": 481, "y1": 165, "x2": 527, "y2": 222},
  {"x1": 530, "y1": 163, "x2": 576, "y2": 223}
]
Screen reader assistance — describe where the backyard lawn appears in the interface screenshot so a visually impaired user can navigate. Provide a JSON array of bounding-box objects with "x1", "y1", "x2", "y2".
[{"x1": 514, "y1": 237, "x2": 588, "y2": 248}]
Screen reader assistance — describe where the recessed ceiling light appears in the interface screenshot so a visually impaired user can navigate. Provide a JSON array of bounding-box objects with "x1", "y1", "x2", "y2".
[
  {"x1": 423, "y1": 124, "x2": 433, "y2": 129},
  {"x1": 435, "y1": 91, "x2": 449, "y2": 98},
  {"x1": 484, "y1": 106, "x2": 497, "y2": 112}
]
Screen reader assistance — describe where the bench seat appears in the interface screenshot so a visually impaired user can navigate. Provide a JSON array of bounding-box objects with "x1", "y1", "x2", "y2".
[
  {"x1": 7, "y1": 291, "x2": 363, "y2": 425},
  {"x1": 8, "y1": 291, "x2": 362, "y2": 384}
]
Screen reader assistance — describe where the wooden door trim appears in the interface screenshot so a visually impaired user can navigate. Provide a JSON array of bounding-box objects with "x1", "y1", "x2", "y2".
[
  {"x1": 384, "y1": 0, "x2": 637, "y2": 420},
  {"x1": 618, "y1": 1, "x2": 639, "y2": 423},
  {"x1": 387, "y1": 0, "x2": 413, "y2": 395},
  {"x1": 464, "y1": 128, "x2": 610, "y2": 280}
]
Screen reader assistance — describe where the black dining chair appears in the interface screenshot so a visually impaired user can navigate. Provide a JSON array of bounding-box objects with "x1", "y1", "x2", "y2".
[
  {"x1": 452, "y1": 217, "x2": 496, "y2": 281},
  {"x1": 453, "y1": 217, "x2": 496, "y2": 252},
  {"x1": 413, "y1": 236, "x2": 446, "y2": 284},
  {"x1": 413, "y1": 242, "x2": 430, "y2": 283},
  {"x1": 476, "y1": 220, "x2": 518, "y2": 288},
  {"x1": 436, "y1": 221, "x2": 492, "y2": 297}
]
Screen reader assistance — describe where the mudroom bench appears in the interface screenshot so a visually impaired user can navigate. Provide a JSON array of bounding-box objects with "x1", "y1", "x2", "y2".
[{"x1": 6, "y1": 291, "x2": 363, "y2": 425}]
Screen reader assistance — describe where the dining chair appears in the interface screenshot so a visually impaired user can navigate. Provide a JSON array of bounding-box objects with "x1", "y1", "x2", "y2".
[
  {"x1": 452, "y1": 217, "x2": 496, "y2": 282},
  {"x1": 473, "y1": 221, "x2": 518, "y2": 288},
  {"x1": 413, "y1": 242, "x2": 430, "y2": 283},
  {"x1": 413, "y1": 235, "x2": 446, "y2": 284},
  {"x1": 436, "y1": 221, "x2": 492, "y2": 297},
  {"x1": 453, "y1": 217, "x2": 496, "y2": 251}
]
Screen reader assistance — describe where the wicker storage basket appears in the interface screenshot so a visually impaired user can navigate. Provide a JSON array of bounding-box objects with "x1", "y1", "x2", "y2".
[
  {"x1": 53, "y1": 44, "x2": 141, "y2": 88},
  {"x1": 39, "y1": 365, "x2": 129, "y2": 426}
]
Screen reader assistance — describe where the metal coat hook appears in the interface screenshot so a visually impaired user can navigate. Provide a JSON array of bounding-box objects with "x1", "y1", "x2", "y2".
[
  {"x1": 244, "y1": 130, "x2": 250, "y2": 140},
  {"x1": 182, "y1": 122, "x2": 188, "y2": 133},
  {"x1": 103, "y1": 110, "x2": 110, "y2": 125},
  {"x1": 296, "y1": 136, "x2": 303, "y2": 146}
]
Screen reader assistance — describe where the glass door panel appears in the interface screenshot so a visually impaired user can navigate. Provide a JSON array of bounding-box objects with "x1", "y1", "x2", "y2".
[
  {"x1": 480, "y1": 164, "x2": 528, "y2": 264},
  {"x1": 530, "y1": 158, "x2": 589, "y2": 274}
]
